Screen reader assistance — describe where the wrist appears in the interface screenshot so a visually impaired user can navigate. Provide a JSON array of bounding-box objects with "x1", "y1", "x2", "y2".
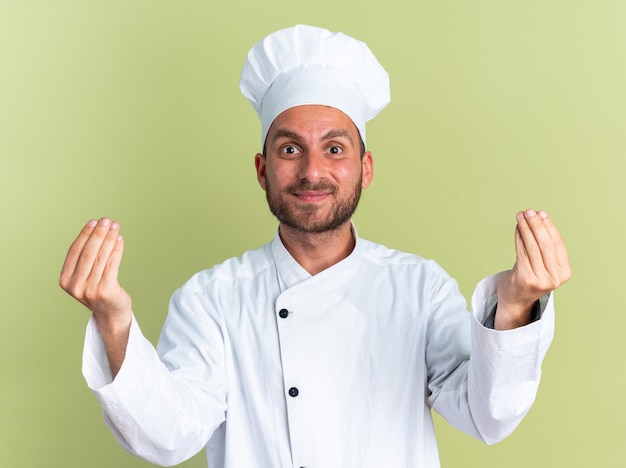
[
  {"x1": 494, "y1": 299, "x2": 535, "y2": 330},
  {"x1": 92, "y1": 309, "x2": 132, "y2": 338}
]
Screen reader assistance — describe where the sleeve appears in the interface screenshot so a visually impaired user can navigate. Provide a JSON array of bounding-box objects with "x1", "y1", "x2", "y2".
[
  {"x1": 426, "y1": 270, "x2": 554, "y2": 445},
  {"x1": 468, "y1": 271, "x2": 554, "y2": 443},
  {"x1": 81, "y1": 284, "x2": 228, "y2": 466}
]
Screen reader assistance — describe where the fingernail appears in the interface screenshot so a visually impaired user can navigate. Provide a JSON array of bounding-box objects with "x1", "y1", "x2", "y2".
[
  {"x1": 111, "y1": 221, "x2": 120, "y2": 230},
  {"x1": 526, "y1": 209, "x2": 536, "y2": 217},
  {"x1": 100, "y1": 218, "x2": 111, "y2": 227},
  {"x1": 87, "y1": 219, "x2": 97, "y2": 228},
  {"x1": 538, "y1": 210, "x2": 548, "y2": 219}
]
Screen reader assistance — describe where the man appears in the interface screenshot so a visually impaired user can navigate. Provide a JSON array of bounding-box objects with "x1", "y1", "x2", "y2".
[{"x1": 60, "y1": 25, "x2": 571, "y2": 467}]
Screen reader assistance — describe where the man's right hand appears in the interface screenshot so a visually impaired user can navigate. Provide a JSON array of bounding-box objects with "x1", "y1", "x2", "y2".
[{"x1": 59, "y1": 218, "x2": 132, "y2": 377}]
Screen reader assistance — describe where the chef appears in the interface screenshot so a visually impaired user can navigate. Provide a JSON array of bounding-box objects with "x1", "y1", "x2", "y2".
[{"x1": 60, "y1": 24, "x2": 571, "y2": 468}]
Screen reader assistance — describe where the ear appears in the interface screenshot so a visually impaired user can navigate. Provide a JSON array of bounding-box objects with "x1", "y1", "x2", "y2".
[
  {"x1": 361, "y1": 151, "x2": 374, "y2": 189},
  {"x1": 255, "y1": 153, "x2": 267, "y2": 190}
]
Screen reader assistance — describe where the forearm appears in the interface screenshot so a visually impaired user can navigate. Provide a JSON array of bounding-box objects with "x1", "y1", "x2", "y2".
[
  {"x1": 83, "y1": 312, "x2": 227, "y2": 465},
  {"x1": 93, "y1": 310, "x2": 132, "y2": 378},
  {"x1": 430, "y1": 273, "x2": 553, "y2": 444},
  {"x1": 468, "y1": 302, "x2": 554, "y2": 443},
  {"x1": 468, "y1": 274, "x2": 555, "y2": 443}
]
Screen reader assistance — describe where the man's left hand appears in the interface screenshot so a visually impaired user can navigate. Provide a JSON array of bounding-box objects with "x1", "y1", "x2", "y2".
[{"x1": 495, "y1": 209, "x2": 571, "y2": 330}]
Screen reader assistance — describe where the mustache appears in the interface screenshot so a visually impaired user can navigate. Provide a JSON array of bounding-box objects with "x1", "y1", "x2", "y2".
[{"x1": 286, "y1": 181, "x2": 338, "y2": 194}]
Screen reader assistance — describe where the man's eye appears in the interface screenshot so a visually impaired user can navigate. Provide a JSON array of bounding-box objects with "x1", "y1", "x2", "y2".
[
  {"x1": 328, "y1": 146, "x2": 343, "y2": 155},
  {"x1": 281, "y1": 145, "x2": 299, "y2": 155}
]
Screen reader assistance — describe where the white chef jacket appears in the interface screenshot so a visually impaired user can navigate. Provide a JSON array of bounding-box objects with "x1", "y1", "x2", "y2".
[{"x1": 83, "y1": 229, "x2": 554, "y2": 468}]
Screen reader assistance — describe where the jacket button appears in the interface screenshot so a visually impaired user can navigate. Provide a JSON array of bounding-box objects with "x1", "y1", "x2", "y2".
[
  {"x1": 278, "y1": 308, "x2": 289, "y2": 318},
  {"x1": 288, "y1": 387, "x2": 299, "y2": 397}
]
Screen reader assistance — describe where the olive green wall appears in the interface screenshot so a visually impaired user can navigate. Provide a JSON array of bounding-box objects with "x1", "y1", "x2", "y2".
[{"x1": 1, "y1": 1, "x2": 623, "y2": 466}]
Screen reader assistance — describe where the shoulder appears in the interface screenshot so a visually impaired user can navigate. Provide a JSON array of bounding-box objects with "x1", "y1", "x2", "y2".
[
  {"x1": 353, "y1": 238, "x2": 464, "y2": 314},
  {"x1": 177, "y1": 242, "x2": 275, "y2": 295},
  {"x1": 358, "y1": 238, "x2": 443, "y2": 269},
  {"x1": 357, "y1": 238, "x2": 454, "y2": 287}
]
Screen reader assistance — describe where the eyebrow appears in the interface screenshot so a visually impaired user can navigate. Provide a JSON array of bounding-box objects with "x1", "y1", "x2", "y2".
[
  {"x1": 271, "y1": 129, "x2": 302, "y2": 142},
  {"x1": 322, "y1": 129, "x2": 354, "y2": 145}
]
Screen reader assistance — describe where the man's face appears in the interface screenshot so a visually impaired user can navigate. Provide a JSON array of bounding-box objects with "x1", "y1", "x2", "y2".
[{"x1": 255, "y1": 105, "x2": 373, "y2": 234}]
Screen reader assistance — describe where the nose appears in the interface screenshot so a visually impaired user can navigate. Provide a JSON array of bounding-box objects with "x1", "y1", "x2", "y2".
[{"x1": 297, "y1": 152, "x2": 326, "y2": 182}]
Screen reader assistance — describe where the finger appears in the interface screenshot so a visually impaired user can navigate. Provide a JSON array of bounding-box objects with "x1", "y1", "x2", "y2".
[
  {"x1": 537, "y1": 210, "x2": 571, "y2": 270},
  {"x1": 527, "y1": 210, "x2": 565, "y2": 277},
  {"x1": 72, "y1": 218, "x2": 117, "y2": 282},
  {"x1": 101, "y1": 233, "x2": 125, "y2": 287},
  {"x1": 86, "y1": 220, "x2": 122, "y2": 285},
  {"x1": 513, "y1": 222, "x2": 528, "y2": 263},
  {"x1": 517, "y1": 210, "x2": 558, "y2": 277},
  {"x1": 513, "y1": 223, "x2": 530, "y2": 273},
  {"x1": 515, "y1": 211, "x2": 543, "y2": 277},
  {"x1": 60, "y1": 219, "x2": 98, "y2": 286}
]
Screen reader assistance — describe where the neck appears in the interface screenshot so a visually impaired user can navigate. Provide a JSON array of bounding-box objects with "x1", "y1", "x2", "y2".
[{"x1": 278, "y1": 221, "x2": 355, "y2": 276}]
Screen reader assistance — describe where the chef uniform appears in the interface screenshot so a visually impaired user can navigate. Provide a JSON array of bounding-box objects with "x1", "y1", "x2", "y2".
[{"x1": 82, "y1": 25, "x2": 555, "y2": 468}]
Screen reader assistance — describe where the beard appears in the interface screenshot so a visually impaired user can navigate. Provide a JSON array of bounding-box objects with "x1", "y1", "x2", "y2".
[{"x1": 265, "y1": 175, "x2": 363, "y2": 234}]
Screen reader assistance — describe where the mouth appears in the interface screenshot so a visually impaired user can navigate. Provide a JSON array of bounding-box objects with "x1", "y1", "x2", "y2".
[
  {"x1": 293, "y1": 191, "x2": 331, "y2": 203},
  {"x1": 288, "y1": 182, "x2": 337, "y2": 204}
]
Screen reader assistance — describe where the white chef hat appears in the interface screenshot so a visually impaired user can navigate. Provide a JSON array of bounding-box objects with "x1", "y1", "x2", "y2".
[{"x1": 240, "y1": 24, "x2": 390, "y2": 146}]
